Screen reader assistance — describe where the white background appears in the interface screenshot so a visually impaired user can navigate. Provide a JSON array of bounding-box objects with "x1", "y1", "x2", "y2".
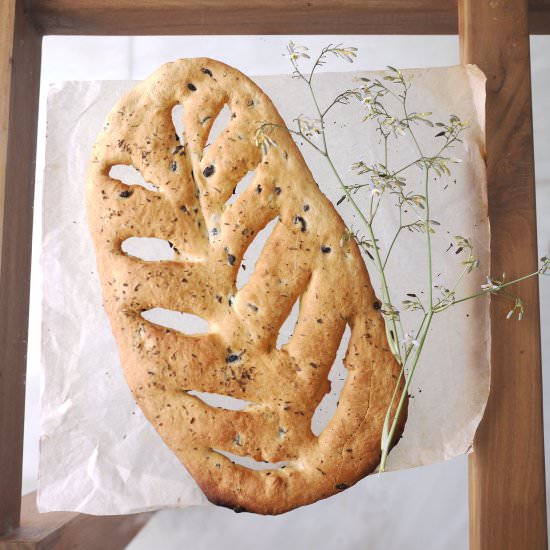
[{"x1": 23, "y1": 36, "x2": 550, "y2": 549}]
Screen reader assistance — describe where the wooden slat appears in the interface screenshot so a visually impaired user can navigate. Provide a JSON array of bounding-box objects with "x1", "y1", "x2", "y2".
[
  {"x1": 529, "y1": 0, "x2": 550, "y2": 33},
  {"x1": 26, "y1": 0, "x2": 550, "y2": 35},
  {"x1": 29, "y1": 0, "x2": 460, "y2": 35},
  {"x1": 0, "y1": 492, "x2": 153, "y2": 549},
  {"x1": 0, "y1": 0, "x2": 16, "y2": 275},
  {"x1": 0, "y1": 0, "x2": 42, "y2": 536},
  {"x1": 459, "y1": 1, "x2": 548, "y2": 549}
]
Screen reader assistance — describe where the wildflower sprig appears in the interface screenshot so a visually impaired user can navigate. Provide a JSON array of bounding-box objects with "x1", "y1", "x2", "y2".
[
  {"x1": 256, "y1": 43, "x2": 548, "y2": 473},
  {"x1": 286, "y1": 41, "x2": 310, "y2": 62}
]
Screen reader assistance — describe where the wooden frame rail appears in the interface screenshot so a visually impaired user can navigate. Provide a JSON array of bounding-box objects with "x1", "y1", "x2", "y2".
[
  {"x1": 24, "y1": 0, "x2": 550, "y2": 35},
  {"x1": 460, "y1": 1, "x2": 548, "y2": 547},
  {"x1": 0, "y1": 0, "x2": 547, "y2": 548},
  {"x1": 0, "y1": 493, "x2": 152, "y2": 550}
]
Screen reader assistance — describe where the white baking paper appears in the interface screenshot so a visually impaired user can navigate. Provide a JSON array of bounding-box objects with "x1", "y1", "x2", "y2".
[{"x1": 38, "y1": 66, "x2": 489, "y2": 514}]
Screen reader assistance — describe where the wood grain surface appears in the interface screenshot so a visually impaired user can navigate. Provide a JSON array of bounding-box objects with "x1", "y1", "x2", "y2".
[
  {"x1": 0, "y1": 0, "x2": 16, "y2": 275},
  {"x1": 0, "y1": 0, "x2": 42, "y2": 536},
  {"x1": 460, "y1": 1, "x2": 548, "y2": 549},
  {"x1": 529, "y1": 0, "x2": 550, "y2": 33},
  {"x1": 0, "y1": 492, "x2": 153, "y2": 549},
  {"x1": 30, "y1": 0, "x2": 460, "y2": 35},
  {"x1": 26, "y1": 0, "x2": 550, "y2": 35}
]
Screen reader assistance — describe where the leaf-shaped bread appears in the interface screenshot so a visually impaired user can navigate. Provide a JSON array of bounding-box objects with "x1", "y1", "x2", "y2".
[{"x1": 86, "y1": 58, "x2": 406, "y2": 515}]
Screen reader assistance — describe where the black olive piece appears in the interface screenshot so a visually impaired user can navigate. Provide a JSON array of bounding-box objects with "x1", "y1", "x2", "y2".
[
  {"x1": 373, "y1": 301, "x2": 381, "y2": 310},
  {"x1": 203, "y1": 164, "x2": 215, "y2": 178},
  {"x1": 293, "y1": 215, "x2": 307, "y2": 232},
  {"x1": 187, "y1": 83, "x2": 197, "y2": 91},
  {"x1": 274, "y1": 186, "x2": 282, "y2": 195},
  {"x1": 335, "y1": 483, "x2": 348, "y2": 491},
  {"x1": 119, "y1": 190, "x2": 133, "y2": 198},
  {"x1": 171, "y1": 161, "x2": 177, "y2": 172},
  {"x1": 233, "y1": 506, "x2": 246, "y2": 513},
  {"x1": 227, "y1": 253, "x2": 236, "y2": 266},
  {"x1": 303, "y1": 204, "x2": 310, "y2": 212},
  {"x1": 321, "y1": 246, "x2": 332, "y2": 254},
  {"x1": 247, "y1": 99, "x2": 254, "y2": 107},
  {"x1": 201, "y1": 67, "x2": 213, "y2": 77},
  {"x1": 248, "y1": 303, "x2": 258, "y2": 312},
  {"x1": 180, "y1": 205, "x2": 189, "y2": 213},
  {"x1": 256, "y1": 184, "x2": 262, "y2": 193},
  {"x1": 226, "y1": 353, "x2": 240, "y2": 364}
]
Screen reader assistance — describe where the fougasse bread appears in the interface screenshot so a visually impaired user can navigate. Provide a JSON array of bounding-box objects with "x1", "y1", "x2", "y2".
[{"x1": 86, "y1": 58, "x2": 406, "y2": 515}]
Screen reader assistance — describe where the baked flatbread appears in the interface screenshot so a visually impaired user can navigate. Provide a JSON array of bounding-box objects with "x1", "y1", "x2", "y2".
[{"x1": 86, "y1": 58, "x2": 406, "y2": 514}]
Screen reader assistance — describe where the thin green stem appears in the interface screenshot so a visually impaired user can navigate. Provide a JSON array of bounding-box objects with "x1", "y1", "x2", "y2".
[
  {"x1": 433, "y1": 263, "x2": 471, "y2": 313},
  {"x1": 402, "y1": 90, "x2": 424, "y2": 160},
  {"x1": 380, "y1": 310, "x2": 434, "y2": 471},
  {"x1": 391, "y1": 159, "x2": 419, "y2": 177},
  {"x1": 452, "y1": 269, "x2": 543, "y2": 307},
  {"x1": 424, "y1": 168, "x2": 433, "y2": 308},
  {"x1": 383, "y1": 226, "x2": 403, "y2": 270}
]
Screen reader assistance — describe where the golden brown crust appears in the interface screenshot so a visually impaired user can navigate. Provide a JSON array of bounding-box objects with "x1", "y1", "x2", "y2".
[{"x1": 86, "y1": 58, "x2": 406, "y2": 515}]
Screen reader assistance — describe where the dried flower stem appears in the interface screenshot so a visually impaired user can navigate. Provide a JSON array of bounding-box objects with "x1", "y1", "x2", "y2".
[{"x1": 258, "y1": 43, "x2": 549, "y2": 473}]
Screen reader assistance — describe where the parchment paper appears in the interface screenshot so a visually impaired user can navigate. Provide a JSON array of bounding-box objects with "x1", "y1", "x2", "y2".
[{"x1": 38, "y1": 66, "x2": 489, "y2": 514}]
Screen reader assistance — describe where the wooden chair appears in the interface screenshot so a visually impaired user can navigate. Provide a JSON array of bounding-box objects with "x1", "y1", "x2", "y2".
[{"x1": 0, "y1": 1, "x2": 547, "y2": 548}]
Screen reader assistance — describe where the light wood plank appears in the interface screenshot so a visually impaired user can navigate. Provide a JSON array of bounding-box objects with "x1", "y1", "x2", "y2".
[
  {"x1": 0, "y1": 0, "x2": 42, "y2": 536},
  {"x1": 0, "y1": 0, "x2": 16, "y2": 275},
  {"x1": 0, "y1": 492, "x2": 153, "y2": 549},
  {"x1": 459, "y1": 1, "x2": 548, "y2": 549}
]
